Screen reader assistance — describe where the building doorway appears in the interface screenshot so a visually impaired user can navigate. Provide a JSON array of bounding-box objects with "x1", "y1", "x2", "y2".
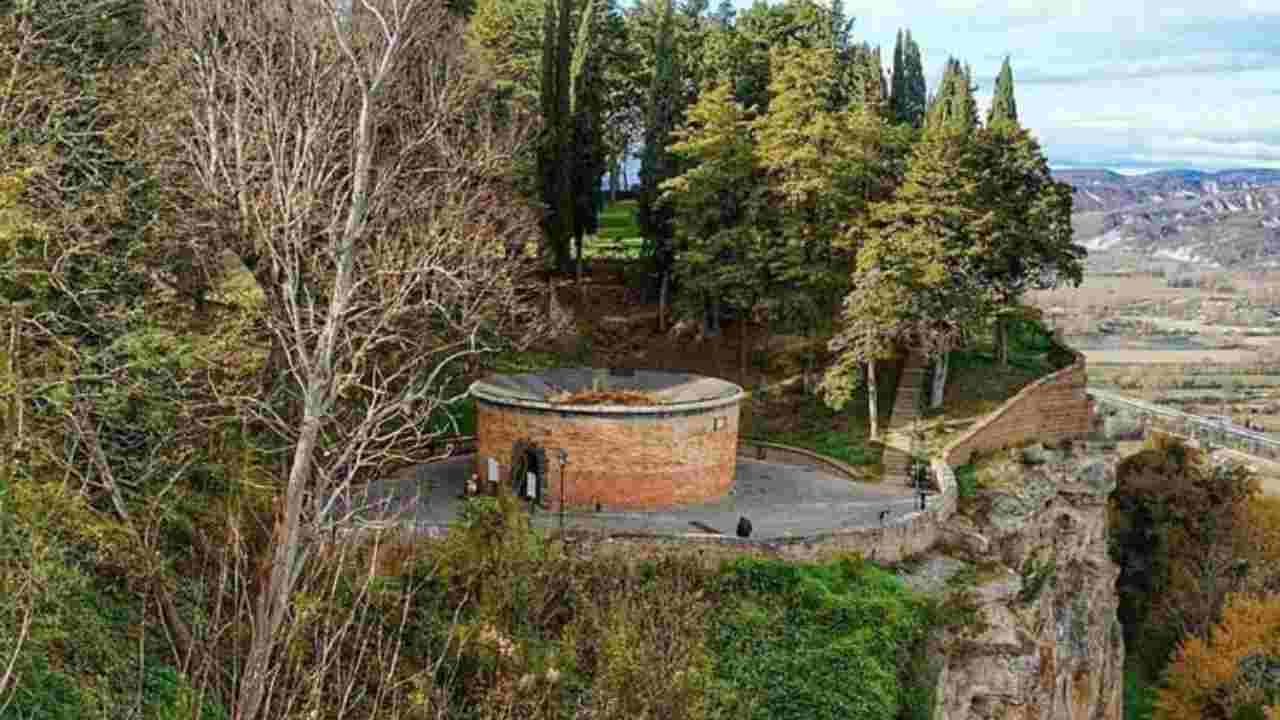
[{"x1": 509, "y1": 440, "x2": 546, "y2": 506}]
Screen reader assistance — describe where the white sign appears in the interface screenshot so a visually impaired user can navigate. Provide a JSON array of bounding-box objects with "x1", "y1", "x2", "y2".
[
  {"x1": 487, "y1": 458, "x2": 498, "y2": 484},
  {"x1": 526, "y1": 472, "x2": 537, "y2": 498}
]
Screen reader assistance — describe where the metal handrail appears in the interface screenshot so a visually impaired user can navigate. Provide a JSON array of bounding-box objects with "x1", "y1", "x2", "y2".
[{"x1": 1089, "y1": 389, "x2": 1280, "y2": 451}]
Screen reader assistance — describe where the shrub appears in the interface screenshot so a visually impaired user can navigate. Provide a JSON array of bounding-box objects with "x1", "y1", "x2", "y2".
[{"x1": 707, "y1": 557, "x2": 929, "y2": 720}]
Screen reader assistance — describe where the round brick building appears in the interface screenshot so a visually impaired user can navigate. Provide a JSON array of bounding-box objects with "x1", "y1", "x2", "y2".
[{"x1": 470, "y1": 368, "x2": 744, "y2": 510}]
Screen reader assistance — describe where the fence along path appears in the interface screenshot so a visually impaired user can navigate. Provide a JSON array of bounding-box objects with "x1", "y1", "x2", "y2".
[{"x1": 1090, "y1": 388, "x2": 1280, "y2": 461}]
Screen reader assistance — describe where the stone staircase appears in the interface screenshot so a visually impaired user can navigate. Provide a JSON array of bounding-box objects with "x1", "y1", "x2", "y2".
[
  {"x1": 888, "y1": 350, "x2": 928, "y2": 432},
  {"x1": 879, "y1": 350, "x2": 929, "y2": 487},
  {"x1": 880, "y1": 438, "x2": 914, "y2": 487}
]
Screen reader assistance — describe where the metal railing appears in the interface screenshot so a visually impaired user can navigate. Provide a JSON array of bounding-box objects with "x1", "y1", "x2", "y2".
[{"x1": 1089, "y1": 388, "x2": 1280, "y2": 461}]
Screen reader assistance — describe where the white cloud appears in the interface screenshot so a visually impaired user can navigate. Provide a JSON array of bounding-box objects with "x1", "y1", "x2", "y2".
[
  {"x1": 1149, "y1": 136, "x2": 1280, "y2": 160},
  {"x1": 1124, "y1": 153, "x2": 1280, "y2": 169}
]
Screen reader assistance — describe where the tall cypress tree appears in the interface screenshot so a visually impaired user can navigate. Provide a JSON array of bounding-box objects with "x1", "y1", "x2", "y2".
[
  {"x1": 637, "y1": 0, "x2": 680, "y2": 279},
  {"x1": 570, "y1": 0, "x2": 604, "y2": 269},
  {"x1": 890, "y1": 29, "x2": 905, "y2": 119},
  {"x1": 904, "y1": 31, "x2": 926, "y2": 126},
  {"x1": 537, "y1": 0, "x2": 578, "y2": 270},
  {"x1": 988, "y1": 55, "x2": 1019, "y2": 128},
  {"x1": 889, "y1": 28, "x2": 926, "y2": 127},
  {"x1": 925, "y1": 57, "x2": 976, "y2": 133}
]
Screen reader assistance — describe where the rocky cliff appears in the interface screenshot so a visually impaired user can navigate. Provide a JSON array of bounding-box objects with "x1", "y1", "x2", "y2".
[{"x1": 905, "y1": 441, "x2": 1123, "y2": 720}]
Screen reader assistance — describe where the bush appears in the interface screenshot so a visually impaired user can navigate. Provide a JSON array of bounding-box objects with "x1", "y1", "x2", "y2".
[
  {"x1": 707, "y1": 557, "x2": 930, "y2": 720},
  {"x1": 955, "y1": 465, "x2": 978, "y2": 499}
]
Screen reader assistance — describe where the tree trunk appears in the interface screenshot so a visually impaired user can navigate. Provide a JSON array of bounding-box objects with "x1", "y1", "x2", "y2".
[
  {"x1": 658, "y1": 271, "x2": 668, "y2": 332},
  {"x1": 706, "y1": 294, "x2": 721, "y2": 337},
  {"x1": 575, "y1": 228, "x2": 584, "y2": 301},
  {"x1": 997, "y1": 316, "x2": 1009, "y2": 367},
  {"x1": 239, "y1": 414, "x2": 320, "y2": 720},
  {"x1": 930, "y1": 351, "x2": 948, "y2": 409},
  {"x1": 867, "y1": 360, "x2": 879, "y2": 439},
  {"x1": 738, "y1": 311, "x2": 748, "y2": 385}
]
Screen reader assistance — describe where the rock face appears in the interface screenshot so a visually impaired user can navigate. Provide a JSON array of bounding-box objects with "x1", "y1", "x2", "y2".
[{"x1": 921, "y1": 443, "x2": 1123, "y2": 720}]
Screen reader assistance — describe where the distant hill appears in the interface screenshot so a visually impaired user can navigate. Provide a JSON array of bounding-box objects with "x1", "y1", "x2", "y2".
[{"x1": 1053, "y1": 168, "x2": 1280, "y2": 268}]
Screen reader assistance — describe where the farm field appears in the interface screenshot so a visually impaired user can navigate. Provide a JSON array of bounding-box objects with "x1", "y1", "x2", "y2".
[
  {"x1": 1031, "y1": 268, "x2": 1280, "y2": 444},
  {"x1": 1082, "y1": 348, "x2": 1263, "y2": 364}
]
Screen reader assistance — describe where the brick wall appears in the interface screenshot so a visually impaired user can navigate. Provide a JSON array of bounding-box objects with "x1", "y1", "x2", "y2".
[
  {"x1": 475, "y1": 400, "x2": 740, "y2": 510},
  {"x1": 944, "y1": 349, "x2": 1092, "y2": 467},
  {"x1": 429, "y1": 347, "x2": 1089, "y2": 563}
]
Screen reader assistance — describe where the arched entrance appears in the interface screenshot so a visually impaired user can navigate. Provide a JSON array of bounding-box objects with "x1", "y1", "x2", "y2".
[{"x1": 509, "y1": 440, "x2": 546, "y2": 506}]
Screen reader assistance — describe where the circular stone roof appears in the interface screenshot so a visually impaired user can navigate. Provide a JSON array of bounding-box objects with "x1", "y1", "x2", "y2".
[{"x1": 469, "y1": 368, "x2": 745, "y2": 415}]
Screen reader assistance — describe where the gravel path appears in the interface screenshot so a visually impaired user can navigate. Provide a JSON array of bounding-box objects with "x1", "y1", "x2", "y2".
[{"x1": 355, "y1": 455, "x2": 922, "y2": 540}]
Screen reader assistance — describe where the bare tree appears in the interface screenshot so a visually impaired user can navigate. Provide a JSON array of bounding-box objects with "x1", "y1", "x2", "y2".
[{"x1": 143, "y1": 1, "x2": 547, "y2": 716}]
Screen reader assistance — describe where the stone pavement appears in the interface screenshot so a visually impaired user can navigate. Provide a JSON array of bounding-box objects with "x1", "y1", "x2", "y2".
[{"x1": 354, "y1": 455, "x2": 920, "y2": 541}]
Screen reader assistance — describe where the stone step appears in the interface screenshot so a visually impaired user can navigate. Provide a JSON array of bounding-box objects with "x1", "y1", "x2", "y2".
[{"x1": 888, "y1": 355, "x2": 930, "y2": 431}]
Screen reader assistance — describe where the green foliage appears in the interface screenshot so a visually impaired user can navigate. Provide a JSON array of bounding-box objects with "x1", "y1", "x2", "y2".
[
  {"x1": 823, "y1": 124, "x2": 988, "y2": 406},
  {"x1": 987, "y1": 56, "x2": 1018, "y2": 128},
  {"x1": 663, "y1": 80, "x2": 765, "y2": 323},
  {"x1": 889, "y1": 29, "x2": 927, "y2": 128},
  {"x1": 1110, "y1": 435, "x2": 1260, "y2": 680},
  {"x1": 636, "y1": 0, "x2": 681, "y2": 269},
  {"x1": 1124, "y1": 667, "x2": 1156, "y2": 720},
  {"x1": 955, "y1": 464, "x2": 978, "y2": 500},
  {"x1": 1017, "y1": 551, "x2": 1057, "y2": 604},
  {"x1": 925, "y1": 58, "x2": 978, "y2": 133},
  {"x1": 708, "y1": 557, "x2": 930, "y2": 720},
  {"x1": 0, "y1": 479, "x2": 222, "y2": 720}
]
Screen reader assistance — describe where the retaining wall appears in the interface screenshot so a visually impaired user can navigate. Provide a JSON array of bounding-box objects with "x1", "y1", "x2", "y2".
[{"x1": 944, "y1": 349, "x2": 1092, "y2": 467}]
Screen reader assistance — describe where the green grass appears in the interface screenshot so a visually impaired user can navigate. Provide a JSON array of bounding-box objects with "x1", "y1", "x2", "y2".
[
  {"x1": 589, "y1": 200, "x2": 645, "y2": 259},
  {"x1": 740, "y1": 391, "x2": 886, "y2": 479},
  {"x1": 595, "y1": 199, "x2": 639, "y2": 241}
]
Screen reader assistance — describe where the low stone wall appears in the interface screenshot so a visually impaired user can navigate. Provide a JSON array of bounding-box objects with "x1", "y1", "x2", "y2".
[
  {"x1": 944, "y1": 349, "x2": 1092, "y2": 467},
  {"x1": 554, "y1": 444, "x2": 960, "y2": 565},
  {"x1": 737, "y1": 438, "x2": 862, "y2": 481}
]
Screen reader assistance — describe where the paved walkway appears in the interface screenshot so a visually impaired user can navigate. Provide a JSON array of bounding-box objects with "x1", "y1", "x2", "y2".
[{"x1": 354, "y1": 455, "x2": 920, "y2": 541}]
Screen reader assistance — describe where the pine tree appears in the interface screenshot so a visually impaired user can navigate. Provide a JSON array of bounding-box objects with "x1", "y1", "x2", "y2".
[
  {"x1": 987, "y1": 55, "x2": 1019, "y2": 128},
  {"x1": 972, "y1": 123, "x2": 1083, "y2": 364},
  {"x1": 823, "y1": 121, "x2": 988, "y2": 422},
  {"x1": 890, "y1": 29, "x2": 905, "y2": 116},
  {"x1": 828, "y1": 0, "x2": 851, "y2": 50},
  {"x1": 663, "y1": 81, "x2": 769, "y2": 365},
  {"x1": 755, "y1": 46, "x2": 888, "y2": 330}
]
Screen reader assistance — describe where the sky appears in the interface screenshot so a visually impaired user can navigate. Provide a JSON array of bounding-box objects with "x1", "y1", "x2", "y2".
[{"x1": 740, "y1": 0, "x2": 1280, "y2": 173}]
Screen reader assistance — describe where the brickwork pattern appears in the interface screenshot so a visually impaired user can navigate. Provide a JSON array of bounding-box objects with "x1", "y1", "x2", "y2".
[
  {"x1": 944, "y1": 350, "x2": 1092, "y2": 467},
  {"x1": 475, "y1": 400, "x2": 740, "y2": 509}
]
